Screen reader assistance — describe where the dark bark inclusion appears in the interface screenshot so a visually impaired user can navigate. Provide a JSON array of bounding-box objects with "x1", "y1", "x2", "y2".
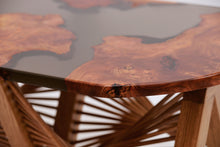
[
  {"x1": 105, "y1": 83, "x2": 131, "y2": 97},
  {"x1": 0, "y1": 0, "x2": 219, "y2": 90},
  {"x1": 160, "y1": 56, "x2": 177, "y2": 71}
]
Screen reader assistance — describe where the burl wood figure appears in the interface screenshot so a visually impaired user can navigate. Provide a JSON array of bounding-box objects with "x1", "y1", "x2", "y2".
[
  {"x1": 66, "y1": 13, "x2": 220, "y2": 98},
  {"x1": 0, "y1": 0, "x2": 219, "y2": 147},
  {"x1": 0, "y1": 14, "x2": 75, "y2": 66}
]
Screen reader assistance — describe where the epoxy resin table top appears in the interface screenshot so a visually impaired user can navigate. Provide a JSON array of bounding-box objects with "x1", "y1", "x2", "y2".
[{"x1": 0, "y1": 0, "x2": 220, "y2": 97}]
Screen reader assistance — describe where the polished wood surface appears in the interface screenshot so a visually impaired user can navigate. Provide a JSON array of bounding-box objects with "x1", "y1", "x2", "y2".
[
  {"x1": 0, "y1": 13, "x2": 75, "y2": 66},
  {"x1": 0, "y1": 0, "x2": 219, "y2": 97},
  {"x1": 67, "y1": 13, "x2": 220, "y2": 97},
  {"x1": 0, "y1": 1, "x2": 220, "y2": 145}
]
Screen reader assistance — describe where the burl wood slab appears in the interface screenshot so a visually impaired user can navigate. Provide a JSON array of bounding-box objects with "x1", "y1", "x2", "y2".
[
  {"x1": 66, "y1": 13, "x2": 220, "y2": 97},
  {"x1": 0, "y1": 14, "x2": 75, "y2": 66},
  {"x1": 62, "y1": 0, "x2": 173, "y2": 9}
]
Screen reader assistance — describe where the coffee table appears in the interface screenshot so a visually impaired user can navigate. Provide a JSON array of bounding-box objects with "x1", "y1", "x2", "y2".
[{"x1": 0, "y1": 0, "x2": 219, "y2": 146}]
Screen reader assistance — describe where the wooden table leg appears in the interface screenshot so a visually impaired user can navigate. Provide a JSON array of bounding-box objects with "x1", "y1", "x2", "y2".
[
  {"x1": 0, "y1": 78, "x2": 69, "y2": 147},
  {"x1": 19, "y1": 83, "x2": 85, "y2": 145},
  {"x1": 54, "y1": 91, "x2": 84, "y2": 142},
  {"x1": 0, "y1": 79, "x2": 33, "y2": 147},
  {"x1": 207, "y1": 89, "x2": 220, "y2": 147},
  {"x1": 175, "y1": 85, "x2": 220, "y2": 147}
]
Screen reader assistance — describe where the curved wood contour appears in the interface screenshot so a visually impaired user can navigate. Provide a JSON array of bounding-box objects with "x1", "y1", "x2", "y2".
[
  {"x1": 0, "y1": 13, "x2": 75, "y2": 66},
  {"x1": 62, "y1": 0, "x2": 174, "y2": 9},
  {"x1": 66, "y1": 13, "x2": 220, "y2": 97}
]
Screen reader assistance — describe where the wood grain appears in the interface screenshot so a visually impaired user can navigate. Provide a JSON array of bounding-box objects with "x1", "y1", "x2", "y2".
[
  {"x1": 0, "y1": 13, "x2": 75, "y2": 66},
  {"x1": 175, "y1": 86, "x2": 220, "y2": 147},
  {"x1": 70, "y1": 94, "x2": 181, "y2": 146},
  {"x1": 207, "y1": 99, "x2": 220, "y2": 147},
  {"x1": 207, "y1": 89, "x2": 220, "y2": 147},
  {"x1": 0, "y1": 79, "x2": 33, "y2": 147},
  {"x1": 0, "y1": 78, "x2": 69, "y2": 146},
  {"x1": 62, "y1": 0, "x2": 173, "y2": 9},
  {"x1": 54, "y1": 91, "x2": 84, "y2": 141},
  {"x1": 66, "y1": 13, "x2": 220, "y2": 97}
]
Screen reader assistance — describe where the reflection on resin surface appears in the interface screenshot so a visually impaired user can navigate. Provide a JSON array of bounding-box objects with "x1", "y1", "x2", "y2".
[
  {"x1": 67, "y1": 13, "x2": 220, "y2": 86},
  {"x1": 0, "y1": 0, "x2": 220, "y2": 96}
]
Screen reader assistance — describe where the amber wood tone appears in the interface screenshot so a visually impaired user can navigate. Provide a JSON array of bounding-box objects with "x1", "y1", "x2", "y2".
[
  {"x1": 0, "y1": 78, "x2": 220, "y2": 146},
  {"x1": 207, "y1": 90, "x2": 220, "y2": 147},
  {"x1": 0, "y1": 123, "x2": 10, "y2": 147},
  {"x1": 0, "y1": 79, "x2": 33, "y2": 147},
  {"x1": 175, "y1": 85, "x2": 220, "y2": 147},
  {"x1": 15, "y1": 82, "x2": 182, "y2": 146},
  {"x1": 0, "y1": 2, "x2": 219, "y2": 99},
  {"x1": 21, "y1": 84, "x2": 61, "y2": 129},
  {"x1": 0, "y1": 1, "x2": 219, "y2": 147},
  {"x1": 0, "y1": 78, "x2": 69, "y2": 147},
  {"x1": 0, "y1": 13, "x2": 75, "y2": 66},
  {"x1": 54, "y1": 91, "x2": 84, "y2": 141},
  {"x1": 68, "y1": 93, "x2": 182, "y2": 146},
  {"x1": 66, "y1": 13, "x2": 220, "y2": 98}
]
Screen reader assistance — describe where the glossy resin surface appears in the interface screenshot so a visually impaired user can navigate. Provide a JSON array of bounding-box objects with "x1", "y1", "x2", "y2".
[{"x1": 0, "y1": 0, "x2": 220, "y2": 97}]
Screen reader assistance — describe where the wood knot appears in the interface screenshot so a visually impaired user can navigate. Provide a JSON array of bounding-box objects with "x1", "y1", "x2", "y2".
[
  {"x1": 160, "y1": 56, "x2": 177, "y2": 70},
  {"x1": 123, "y1": 65, "x2": 134, "y2": 70},
  {"x1": 104, "y1": 83, "x2": 131, "y2": 97}
]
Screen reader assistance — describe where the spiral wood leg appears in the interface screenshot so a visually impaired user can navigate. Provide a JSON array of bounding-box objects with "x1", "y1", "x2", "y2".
[
  {"x1": 0, "y1": 78, "x2": 69, "y2": 147},
  {"x1": 68, "y1": 94, "x2": 182, "y2": 146},
  {"x1": 19, "y1": 83, "x2": 182, "y2": 146},
  {"x1": 20, "y1": 84, "x2": 60, "y2": 128},
  {"x1": 1, "y1": 80, "x2": 219, "y2": 147},
  {"x1": 19, "y1": 83, "x2": 85, "y2": 145}
]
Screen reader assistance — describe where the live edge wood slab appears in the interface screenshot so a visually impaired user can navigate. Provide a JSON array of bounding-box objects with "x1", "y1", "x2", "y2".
[
  {"x1": 0, "y1": 1, "x2": 220, "y2": 147},
  {"x1": 0, "y1": 0, "x2": 220, "y2": 98}
]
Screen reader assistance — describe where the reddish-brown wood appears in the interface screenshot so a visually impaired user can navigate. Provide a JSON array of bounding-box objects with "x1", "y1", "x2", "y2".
[
  {"x1": 0, "y1": 78, "x2": 69, "y2": 147},
  {"x1": 0, "y1": 2, "x2": 219, "y2": 146},
  {"x1": 0, "y1": 13, "x2": 75, "y2": 66},
  {"x1": 54, "y1": 91, "x2": 84, "y2": 141},
  {"x1": 207, "y1": 100, "x2": 220, "y2": 147},
  {"x1": 175, "y1": 86, "x2": 220, "y2": 147},
  {"x1": 0, "y1": 79, "x2": 33, "y2": 147},
  {"x1": 2, "y1": 79, "x2": 220, "y2": 147},
  {"x1": 207, "y1": 90, "x2": 220, "y2": 147},
  {"x1": 55, "y1": 93, "x2": 181, "y2": 146},
  {"x1": 0, "y1": 123, "x2": 10, "y2": 147},
  {"x1": 66, "y1": 13, "x2": 220, "y2": 97}
]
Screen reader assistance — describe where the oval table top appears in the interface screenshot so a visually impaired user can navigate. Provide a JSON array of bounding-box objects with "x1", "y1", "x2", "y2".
[{"x1": 0, "y1": 0, "x2": 220, "y2": 97}]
